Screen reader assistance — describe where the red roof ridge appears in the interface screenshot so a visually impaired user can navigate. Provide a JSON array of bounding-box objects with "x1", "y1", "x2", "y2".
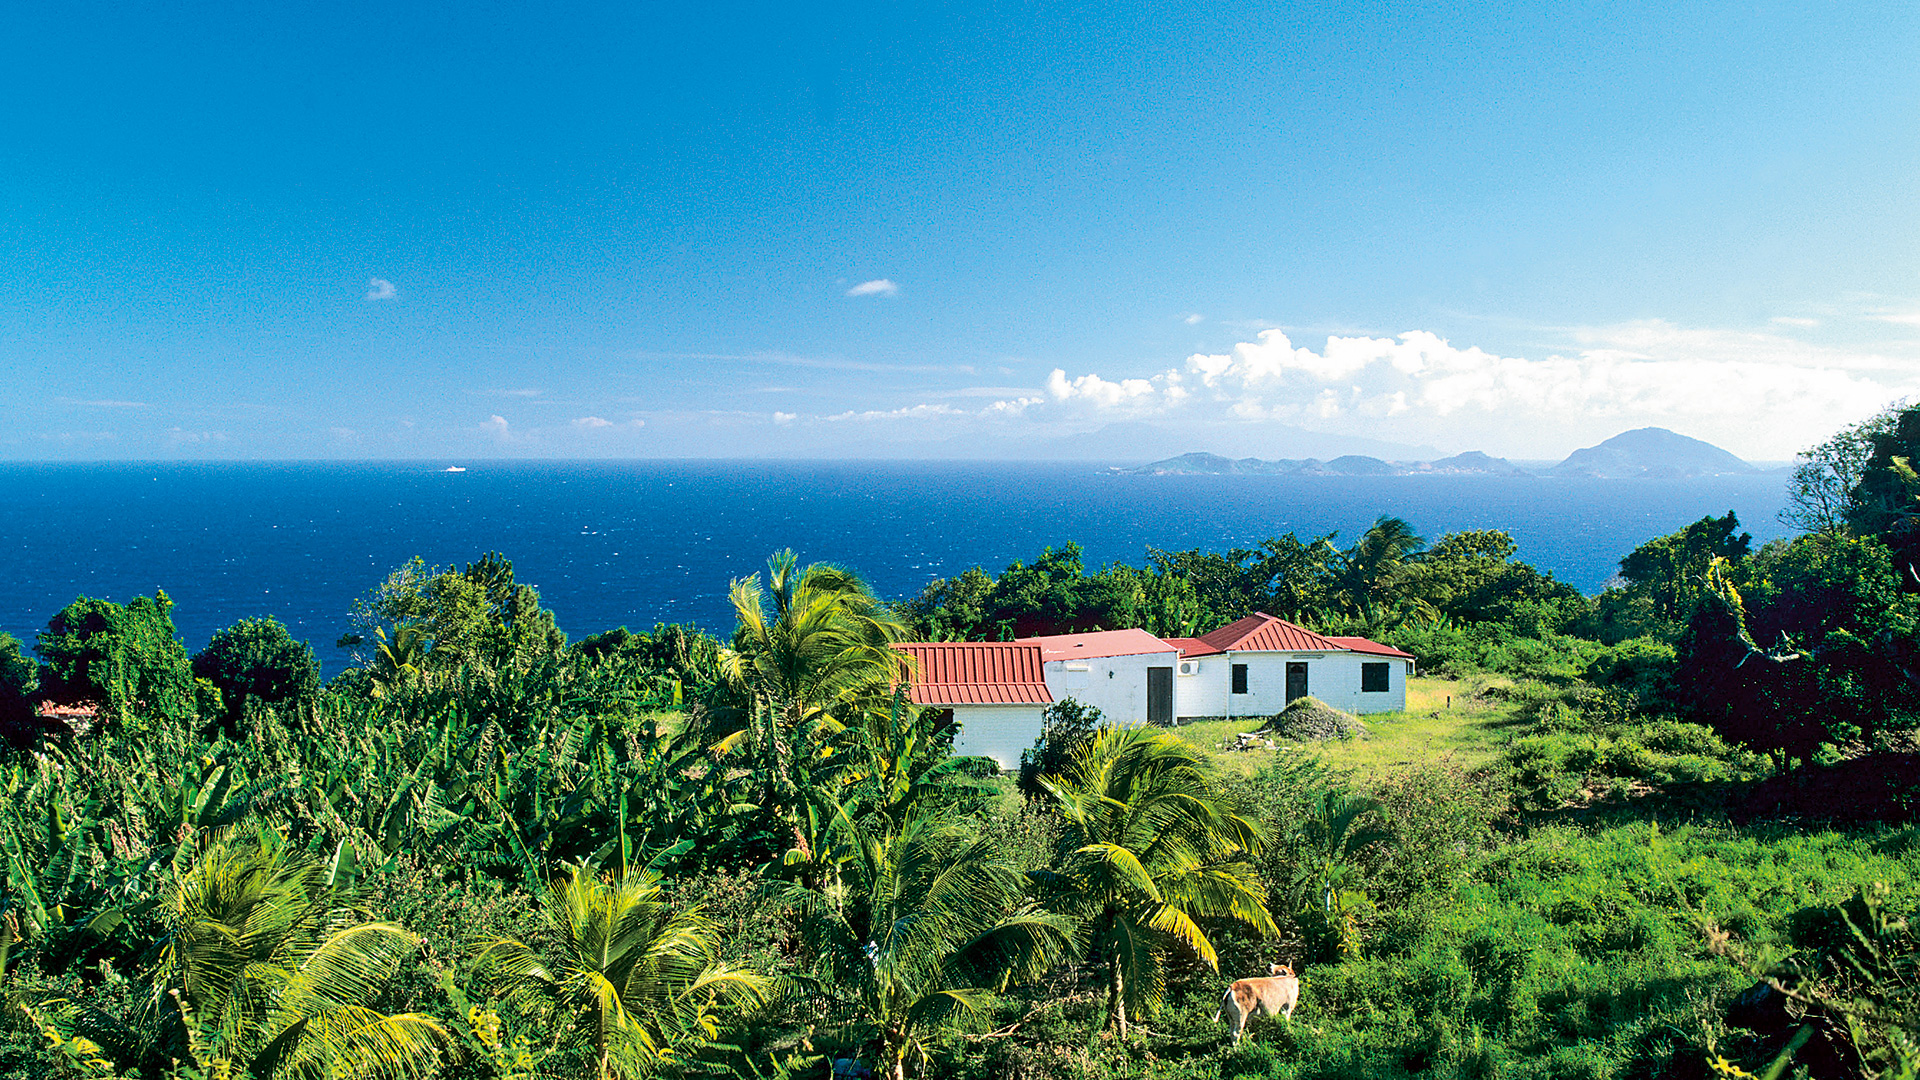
[
  {"x1": 1197, "y1": 612, "x2": 1344, "y2": 653},
  {"x1": 1162, "y1": 636, "x2": 1224, "y2": 657}
]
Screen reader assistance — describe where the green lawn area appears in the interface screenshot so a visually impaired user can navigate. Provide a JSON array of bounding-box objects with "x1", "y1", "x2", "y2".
[{"x1": 1176, "y1": 676, "x2": 1519, "y2": 780}]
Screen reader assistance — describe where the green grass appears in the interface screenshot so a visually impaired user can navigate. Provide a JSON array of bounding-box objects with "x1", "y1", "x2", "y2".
[
  {"x1": 1179, "y1": 677, "x2": 1519, "y2": 780},
  {"x1": 934, "y1": 819, "x2": 1920, "y2": 1080}
]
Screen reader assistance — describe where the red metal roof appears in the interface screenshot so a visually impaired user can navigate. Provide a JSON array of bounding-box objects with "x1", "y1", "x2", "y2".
[
  {"x1": 890, "y1": 642, "x2": 1053, "y2": 706},
  {"x1": 1162, "y1": 636, "x2": 1224, "y2": 657},
  {"x1": 1018, "y1": 628, "x2": 1178, "y2": 662},
  {"x1": 1326, "y1": 636, "x2": 1416, "y2": 660},
  {"x1": 1197, "y1": 612, "x2": 1346, "y2": 653}
]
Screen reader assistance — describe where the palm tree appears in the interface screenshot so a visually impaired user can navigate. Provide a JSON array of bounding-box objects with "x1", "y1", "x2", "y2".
[
  {"x1": 1327, "y1": 516, "x2": 1426, "y2": 623},
  {"x1": 1033, "y1": 727, "x2": 1278, "y2": 1040},
  {"x1": 1290, "y1": 790, "x2": 1391, "y2": 958},
  {"x1": 472, "y1": 866, "x2": 769, "y2": 1080},
  {"x1": 139, "y1": 837, "x2": 451, "y2": 1079},
  {"x1": 712, "y1": 551, "x2": 913, "y2": 855},
  {"x1": 800, "y1": 810, "x2": 1072, "y2": 1080}
]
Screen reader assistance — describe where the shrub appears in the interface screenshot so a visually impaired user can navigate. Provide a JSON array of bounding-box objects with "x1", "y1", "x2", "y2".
[{"x1": 193, "y1": 615, "x2": 321, "y2": 729}]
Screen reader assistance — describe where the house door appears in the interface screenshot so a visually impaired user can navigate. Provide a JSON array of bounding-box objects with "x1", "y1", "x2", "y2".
[
  {"x1": 1147, "y1": 666, "x2": 1173, "y2": 726},
  {"x1": 1285, "y1": 662, "x2": 1309, "y2": 703}
]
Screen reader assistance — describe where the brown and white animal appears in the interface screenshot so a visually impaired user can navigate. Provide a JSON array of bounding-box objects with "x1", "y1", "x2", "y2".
[{"x1": 1216, "y1": 964, "x2": 1299, "y2": 1043}]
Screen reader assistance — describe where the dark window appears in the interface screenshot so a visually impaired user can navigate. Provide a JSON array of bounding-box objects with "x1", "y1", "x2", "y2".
[
  {"x1": 1361, "y1": 662, "x2": 1389, "y2": 693},
  {"x1": 1231, "y1": 664, "x2": 1249, "y2": 694}
]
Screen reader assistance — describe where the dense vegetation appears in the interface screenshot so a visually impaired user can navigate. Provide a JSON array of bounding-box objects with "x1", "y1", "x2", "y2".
[{"x1": 2, "y1": 408, "x2": 1919, "y2": 1079}]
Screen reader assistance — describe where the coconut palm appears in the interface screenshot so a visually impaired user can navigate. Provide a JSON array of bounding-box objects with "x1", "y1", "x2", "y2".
[
  {"x1": 472, "y1": 866, "x2": 769, "y2": 1080},
  {"x1": 712, "y1": 551, "x2": 912, "y2": 854},
  {"x1": 1326, "y1": 516, "x2": 1427, "y2": 622},
  {"x1": 1033, "y1": 727, "x2": 1277, "y2": 1039},
  {"x1": 800, "y1": 809, "x2": 1072, "y2": 1080},
  {"x1": 140, "y1": 837, "x2": 451, "y2": 1080}
]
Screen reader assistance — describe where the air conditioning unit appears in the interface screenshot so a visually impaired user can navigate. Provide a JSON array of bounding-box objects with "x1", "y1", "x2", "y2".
[{"x1": 1178, "y1": 660, "x2": 1199, "y2": 676}]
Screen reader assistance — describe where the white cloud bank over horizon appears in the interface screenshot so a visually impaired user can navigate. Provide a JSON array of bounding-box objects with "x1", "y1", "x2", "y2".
[
  {"x1": 775, "y1": 314, "x2": 1920, "y2": 461},
  {"x1": 715, "y1": 305, "x2": 1920, "y2": 461}
]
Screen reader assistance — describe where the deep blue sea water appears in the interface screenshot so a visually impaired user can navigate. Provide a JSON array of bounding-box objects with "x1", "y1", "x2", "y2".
[{"x1": 0, "y1": 461, "x2": 1792, "y2": 674}]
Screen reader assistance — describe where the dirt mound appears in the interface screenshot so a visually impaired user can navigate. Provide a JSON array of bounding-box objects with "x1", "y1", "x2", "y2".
[{"x1": 1260, "y1": 697, "x2": 1368, "y2": 741}]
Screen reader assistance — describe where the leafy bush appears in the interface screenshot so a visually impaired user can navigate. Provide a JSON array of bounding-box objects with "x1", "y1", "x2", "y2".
[
  {"x1": 35, "y1": 592, "x2": 199, "y2": 731},
  {"x1": 1018, "y1": 697, "x2": 1106, "y2": 799},
  {"x1": 193, "y1": 615, "x2": 321, "y2": 729}
]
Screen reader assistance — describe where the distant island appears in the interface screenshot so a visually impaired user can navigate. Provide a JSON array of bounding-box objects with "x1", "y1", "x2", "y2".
[{"x1": 1123, "y1": 426, "x2": 1759, "y2": 478}]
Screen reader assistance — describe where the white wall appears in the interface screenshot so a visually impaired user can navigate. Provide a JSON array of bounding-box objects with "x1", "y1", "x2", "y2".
[
  {"x1": 950, "y1": 704, "x2": 1049, "y2": 770},
  {"x1": 1042, "y1": 648, "x2": 1179, "y2": 725},
  {"x1": 1223, "y1": 652, "x2": 1409, "y2": 717},
  {"x1": 1174, "y1": 654, "x2": 1228, "y2": 720}
]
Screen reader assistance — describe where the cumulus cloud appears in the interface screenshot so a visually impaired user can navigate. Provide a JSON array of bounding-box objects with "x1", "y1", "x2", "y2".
[
  {"x1": 1046, "y1": 369, "x2": 1163, "y2": 410},
  {"x1": 481, "y1": 415, "x2": 512, "y2": 441},
  {"x1": 735, "y1": 309, "x2": 1919, "y2": 458},
  {"x1": 366, "y1": 278, "x2": 396, "y2": 301},
  {"x1": 975, "y1": 318, "x2": 1920, "y2": 458},
  {"x1": 573, "y1": 416, "x2": 614, "y2": 429},
  {"x1": 846, "y1": 279, "x2": 900, "y2": 298}
]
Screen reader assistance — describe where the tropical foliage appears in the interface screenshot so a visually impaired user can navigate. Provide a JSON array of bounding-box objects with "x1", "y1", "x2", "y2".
[
  {"x1": 1031, "y1": 727, "x2": 1276, "y2": 1038},
  {"x1": 4, "y1": 407, "x2": 1920, "y2": 1078}
]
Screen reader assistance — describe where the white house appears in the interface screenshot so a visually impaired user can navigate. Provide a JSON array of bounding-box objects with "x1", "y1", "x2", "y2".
[
  {"x1": 891, "y1": 641, "x2": 1052, "y2": 769},
  {"x1": 892, "y1": 616, "x2": 1414, "y2": 768},
  {"x1": 1165, "y1": 613, "x2": 1413, "y2": 720},
  {"x1": 1017, "y1": 628, "x2": 1181, "y2": 726}
]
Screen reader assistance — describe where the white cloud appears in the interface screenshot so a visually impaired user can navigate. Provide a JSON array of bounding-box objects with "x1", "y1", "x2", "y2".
[
  {"x1": 1771, "y1": 316, "x2": 1820, "y2": 328},
  {"x1": 846, "y1": 279, "x2": 900, "y2": 298},
  {"x1": 982, "y1": 318, "x2": 1920, "y2": 458},
  {"x1": 573, "y1": 416, "x2": 614, "y2": 429},
  {"x1": 773, "y1": 412, "x2": 796, "y2": 425},
  {"x1": 481, "y1": 415, "x2": 512, "y2": 441},
  {"x1": 824, "y1": 403, "x2": 964, "y2": 422},
  {"x1": 56, "y1": 398, "x2": 148, "y2": 408},
  {"x1": 366, "y1": 278, "x2": 396, "y2": 301},
  {"x1": 167, "y1": 428, "x2": 228, "y2": 445},
  {"x1": 1183, "y1": 313, "x2": 1205, "y2": 325},
  {"x1": 1046, "y1": 369, "x2": 1160, "y2": 410}
]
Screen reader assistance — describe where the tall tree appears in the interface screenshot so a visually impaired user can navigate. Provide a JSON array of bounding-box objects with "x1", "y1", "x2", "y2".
[
  {"x1": 1032, "y1": 727, "x2": 1277, "y2": 1039},
  {"x1": 36, "y1": 592, "x2": 200, "y2": 732},
  {"x1": 713, "y1": 551, "x2": 912, "y2": 855},
  {"x1": 798, "y1": 810, "x2": 1071, "y2": 1080},
  {"x1": 1783, "y1": 405, "x2": 1901, "y2": 534},
  {"x1": 1325, "y1": 517, "x2": 1426, "y2": 623}
]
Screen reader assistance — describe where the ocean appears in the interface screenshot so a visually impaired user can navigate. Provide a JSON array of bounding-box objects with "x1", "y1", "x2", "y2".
[{"x1": 0, "y1": 460, "x2": 1792, "y2": 673}]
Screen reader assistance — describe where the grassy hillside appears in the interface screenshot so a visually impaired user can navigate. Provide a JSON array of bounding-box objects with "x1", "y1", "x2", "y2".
[{"x1": 1180, "y1": 677, "x2": 1516, "y2": 780}]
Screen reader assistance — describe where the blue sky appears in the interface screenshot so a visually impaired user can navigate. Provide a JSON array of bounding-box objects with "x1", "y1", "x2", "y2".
[{"x1": 4, "y1": 0, "x2": 1917, "y2": 461}]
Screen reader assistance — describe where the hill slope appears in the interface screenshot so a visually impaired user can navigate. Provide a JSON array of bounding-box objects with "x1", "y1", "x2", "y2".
[{"x1": 1552, "y1": 428, "x2": 1755, "y2": 478}]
